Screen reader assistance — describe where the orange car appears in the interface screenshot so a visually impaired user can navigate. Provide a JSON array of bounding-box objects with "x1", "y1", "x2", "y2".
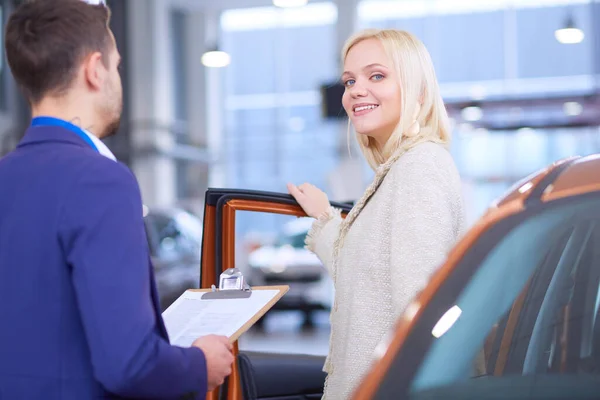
[{"x1": 200, "y1": 154, "x2": 600, "y2": 400}]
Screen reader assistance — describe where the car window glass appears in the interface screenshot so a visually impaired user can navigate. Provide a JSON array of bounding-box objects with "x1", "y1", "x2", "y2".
[
  {"x1": 277, "y1": 231, "x2": 310, "y2": 249},
  {"x1": 144, "y1": 210, "x2": 203, "y2": 311},
  {"x1": 147, "y1": 212, "x2": 200, "y2": 260},
  {"x1": 389, "y1": 196, "x2": 600, "y2": 399},
  {"x1": 235, "y1": 211, "x2": 331, "y2": 356}
]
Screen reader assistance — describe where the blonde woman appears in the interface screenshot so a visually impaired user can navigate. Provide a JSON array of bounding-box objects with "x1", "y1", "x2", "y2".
[{"x1": 287, "y1": 29, "x2": 465, "y2": 399}]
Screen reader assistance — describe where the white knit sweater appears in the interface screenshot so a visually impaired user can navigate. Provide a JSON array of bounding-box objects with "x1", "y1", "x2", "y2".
[{"x1": 306, "y1": 142, "x2": 465, "y2": 399}]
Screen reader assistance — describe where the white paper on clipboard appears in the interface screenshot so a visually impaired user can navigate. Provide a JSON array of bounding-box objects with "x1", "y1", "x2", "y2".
[{"x1": 161, "y1": 289, "x2": 282, "y2": 347}]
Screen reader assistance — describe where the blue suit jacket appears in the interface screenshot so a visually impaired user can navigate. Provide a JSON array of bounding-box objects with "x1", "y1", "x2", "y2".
[{"x1": 0, "y1": 125, "x2": 207, "y2": 399}]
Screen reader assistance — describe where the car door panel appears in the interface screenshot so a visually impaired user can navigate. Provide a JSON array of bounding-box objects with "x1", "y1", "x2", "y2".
[
  {"x1": 238, "y1": 352, "x2": 327, "y2": 400},
  {"x1": 200, "y1": 189, "x2": 352, "y2": 400}
]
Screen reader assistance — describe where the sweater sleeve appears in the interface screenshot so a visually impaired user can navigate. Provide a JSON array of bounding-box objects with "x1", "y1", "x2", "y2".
[
  {"x1": 304, "y1": 206, "x2": 343, "y2": 279},
  {"x1": 387, "y1": 154, "x2": 459, "y2": 317}
]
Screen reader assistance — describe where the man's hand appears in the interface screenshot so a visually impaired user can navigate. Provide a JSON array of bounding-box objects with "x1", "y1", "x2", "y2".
[{"x1": 192, "y1": 335, "x2": 234, "y2": 391}]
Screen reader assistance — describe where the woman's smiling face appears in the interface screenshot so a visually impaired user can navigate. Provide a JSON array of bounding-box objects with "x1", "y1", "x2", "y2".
[{"x1": 341, "y1": 38, "x2": 402, "y2": 147}]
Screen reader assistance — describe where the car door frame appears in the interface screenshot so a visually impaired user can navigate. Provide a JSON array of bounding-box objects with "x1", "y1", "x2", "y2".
[{"x1": 200, "y1": 188, "x2": 352, "y2": 400}]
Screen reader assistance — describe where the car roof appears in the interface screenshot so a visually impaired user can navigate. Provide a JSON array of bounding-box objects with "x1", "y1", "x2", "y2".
[
  {"x1": 543, "y1": 154, "x2": 600, "y2": 201},
  {"x1": 494, "y1": 154, "x2": 600, "y2": 209}
]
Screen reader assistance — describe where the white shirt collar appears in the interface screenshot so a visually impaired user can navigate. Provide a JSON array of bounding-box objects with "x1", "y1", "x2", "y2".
[{"x1": 82, "y1": 128, "x2": 117, "y2": 161}]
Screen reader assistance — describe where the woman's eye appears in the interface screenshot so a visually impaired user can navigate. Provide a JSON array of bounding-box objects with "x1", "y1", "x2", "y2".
[
  {"x1": 344, "y1": 79, "x2": 355, "y2": 87},
  {"x1": 371, "y1": 74, "x2": 384, "y2": 81}
]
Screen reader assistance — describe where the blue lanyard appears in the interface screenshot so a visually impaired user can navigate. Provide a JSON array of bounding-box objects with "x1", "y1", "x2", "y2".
[{"x1": 30, "y1": 116, "x2": 99, "y2": 153}]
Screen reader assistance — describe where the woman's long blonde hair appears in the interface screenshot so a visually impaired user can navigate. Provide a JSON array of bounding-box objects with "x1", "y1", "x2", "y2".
[{"x1": 342, "y1": 29, "x2": 451, "y2": 170}]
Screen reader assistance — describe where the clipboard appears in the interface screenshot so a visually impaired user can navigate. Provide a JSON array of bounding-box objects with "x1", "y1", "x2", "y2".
[
  {"x1": 187, "y1": 285, "x2": 288, "y2": 342},
  {"x1": 162, "y1": 268, "x2": 289, "y2": 345}
]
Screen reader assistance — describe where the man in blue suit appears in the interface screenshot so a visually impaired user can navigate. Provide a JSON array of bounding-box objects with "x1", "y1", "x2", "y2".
[{"x1": 0, "y1": 1, "x2": 234, "y2": 399}]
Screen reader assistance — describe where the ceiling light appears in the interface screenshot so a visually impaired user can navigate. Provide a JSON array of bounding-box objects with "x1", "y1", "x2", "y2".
[
  {"x1": 461, "y1": 106, "x2": 483, "y2": 122},
  {"x1": 517, "y1": 127, "x2": 535, "y2": 135},
  {"x1": 555, "y1": 15, "x2": 584, "y2": 44},
  {"x1": 563, "y1": 101, "x2": 583, "y2": 116},
  {"x1": 201, "y1": 50, "x2": 231, "y2": 68},
  {"x1": 273, "y1": 0, "x2": 308, "y2": 7},
  {"x1": 555, "y1": 28, "x2": 584, "y2": 44}
]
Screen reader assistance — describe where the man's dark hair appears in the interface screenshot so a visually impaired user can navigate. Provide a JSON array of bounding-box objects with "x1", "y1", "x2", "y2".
[{"x1": 4, "y1": 0, "x2": 112, "y2": 105}]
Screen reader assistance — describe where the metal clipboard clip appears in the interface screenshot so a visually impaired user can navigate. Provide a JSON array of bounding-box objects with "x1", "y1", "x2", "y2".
[{"x1": 201, "y1": 268, "x2": 252, "y2": 299}]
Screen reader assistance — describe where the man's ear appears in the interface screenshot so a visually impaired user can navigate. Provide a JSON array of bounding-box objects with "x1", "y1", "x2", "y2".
[{"x1": 83, "y1": 52, "x2": 105, "y2": 91}]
